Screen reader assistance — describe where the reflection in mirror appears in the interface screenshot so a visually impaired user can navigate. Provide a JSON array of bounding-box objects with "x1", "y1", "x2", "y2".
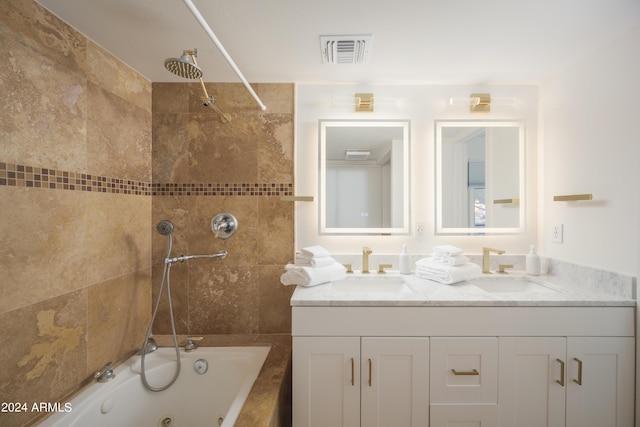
[
  {"x1": 319, "y1": 120, "x2": 410, "y2": 234},
  {"x1": 435, "y1": 120, "x2": 525, "y2": 234}
]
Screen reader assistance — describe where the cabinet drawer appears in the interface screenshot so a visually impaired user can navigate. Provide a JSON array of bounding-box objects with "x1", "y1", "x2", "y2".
[
  {"x1": 431, "y1": 404, "x2": 498, "y2": 426},
  {"x1": 430, "y1": 337, "x2": 498, "y2": 403}
]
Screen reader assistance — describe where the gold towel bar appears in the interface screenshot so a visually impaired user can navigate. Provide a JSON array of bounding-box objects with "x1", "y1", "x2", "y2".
[
  {"x1": 493, "y1": 198, "x2": 520, "y2": 204},
  {"x1": 553, "y1": 194, "x2": 593, "y2": 202},
  {"x1": 279, "y1": 196, "x2": 314, "y2": 202}
]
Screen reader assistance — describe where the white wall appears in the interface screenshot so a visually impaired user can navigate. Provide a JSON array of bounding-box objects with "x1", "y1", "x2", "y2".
[
  {"x1": 539, "y1": 23, "x2": 640, "y2": 276},
  {"x1": 295, "y1": 84, "x2": 539, "y2": 255}
]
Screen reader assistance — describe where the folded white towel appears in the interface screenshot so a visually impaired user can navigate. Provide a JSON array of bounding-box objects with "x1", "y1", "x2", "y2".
[
  {"x1": 295, "y1": 254, "x2": 336, "y2": 268},
  {"x1": 432, "y1": 245, "x2": 464, "y2": 257},
  {"x1": 300, "y1": 245, "x2": 331, "y2": 258},
  {"x1": 418, "y1": 255, "x2": 470, "y2": 267},
  {"x1": 280, "y1": 262, "x2": 347, "y2": 287},
  {"x1": 415, "y1": 262, "x2": 481, "y2": 285}
]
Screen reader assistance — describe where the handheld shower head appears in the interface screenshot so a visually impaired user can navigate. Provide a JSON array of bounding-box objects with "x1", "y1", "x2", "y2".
[
  {"x1": 164, "y1": 50, "x2": 203, "y2": 80},
  {"x1": 156, "y1": 220, "x2": 174, "y2": 236}
]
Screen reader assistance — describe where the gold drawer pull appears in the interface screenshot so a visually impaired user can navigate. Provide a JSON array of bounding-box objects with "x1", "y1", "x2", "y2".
[
  {"x1": 556, "y1": 358, "x2": 565, "y2": 386},
  {"x1": 573, "y1": 357, "x2": 583, "y2": 386},
  {"x1": 368, "y1": 358, "x2": 372, "y2": 387},
  {"x1": 451, "y1": 368, "x2": 479, "y2": 376}
]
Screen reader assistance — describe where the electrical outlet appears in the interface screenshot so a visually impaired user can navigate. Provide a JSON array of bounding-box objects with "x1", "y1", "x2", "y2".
[
  {"x1": 415, "y1": 222, "x2": 426, "y2": 239},
  {"x1": 552, "y1": 224, "x2": 563, "y2": 243}
]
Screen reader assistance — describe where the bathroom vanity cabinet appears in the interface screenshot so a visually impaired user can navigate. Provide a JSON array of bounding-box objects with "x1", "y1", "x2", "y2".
[
  {"x1": 293, "y1": 336, "x2": 429, "y2": 427},
  {"x1": 499, "y1": 336, "x2": 634, "y2": 427},
  {"x1": 291, "y1": 306, "x2": 635, "y2": 427}
]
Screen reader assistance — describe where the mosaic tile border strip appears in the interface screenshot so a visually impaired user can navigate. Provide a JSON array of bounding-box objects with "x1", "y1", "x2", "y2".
[
  {"x1": 151, "y1": 182, "x2": 293, "y2": 196},
  {"x1": 0, "y1": 162, "x2": 150, "y2": 195},
  {"x1": 0, "y1": 162, "x2": 293, "y2": 197}
]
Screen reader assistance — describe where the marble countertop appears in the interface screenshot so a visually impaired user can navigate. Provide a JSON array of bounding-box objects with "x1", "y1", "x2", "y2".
[{"x1": 290, "y1": 271, "x2": 636, "y2": 307}]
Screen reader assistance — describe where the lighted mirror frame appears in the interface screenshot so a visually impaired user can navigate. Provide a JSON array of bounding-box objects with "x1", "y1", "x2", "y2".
[
  {"x1": 319, "y1": 120, "x2": 411, "y2": 235},
  {"x1": 435, "y1": 120, "x2": 526, "y2": 235}
]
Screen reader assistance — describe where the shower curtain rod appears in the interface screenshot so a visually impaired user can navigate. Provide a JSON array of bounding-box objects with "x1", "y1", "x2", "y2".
[{"x1": 182, "y1": 0, "x2": 267, "y2": 111}]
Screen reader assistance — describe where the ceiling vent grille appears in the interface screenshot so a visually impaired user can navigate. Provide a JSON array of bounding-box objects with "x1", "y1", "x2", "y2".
[{"x1": 320, "y1": 35, "x2": 373, "y2": 64}]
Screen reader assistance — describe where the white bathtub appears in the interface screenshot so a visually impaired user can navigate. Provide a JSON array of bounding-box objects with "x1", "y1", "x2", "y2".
[{"x1": 39, "y1": 346, "x2": 270, "y2": 427}]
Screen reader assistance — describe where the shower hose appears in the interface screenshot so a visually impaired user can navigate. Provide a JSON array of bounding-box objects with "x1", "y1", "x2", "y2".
[{"x1": 140, "y1": 232, "x2": 181, "y2": 392}]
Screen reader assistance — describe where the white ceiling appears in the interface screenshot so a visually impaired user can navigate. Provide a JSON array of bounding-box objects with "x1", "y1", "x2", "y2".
[{"x1": 36, "y1": 0, "x2": 640, "y2": 85}]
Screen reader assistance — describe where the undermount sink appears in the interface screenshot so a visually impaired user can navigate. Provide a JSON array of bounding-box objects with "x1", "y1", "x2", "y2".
[
  {"x1": 331, "y1": 276, "x2": 413, "y2": 294},
  {"x1": 466, "y1": 277, "x2": 557, "y2": 294}
]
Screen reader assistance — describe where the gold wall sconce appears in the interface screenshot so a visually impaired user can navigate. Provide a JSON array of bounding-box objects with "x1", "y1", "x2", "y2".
[
  {"x1": 448, "y1": 93, "x2": 518, "y2": 112},
  {"x1": 355, "y1": 93, "x2": 374, "y2": 112},
  {"x1": 470, "y1": 93, "x2": 491, "y2": 113}
]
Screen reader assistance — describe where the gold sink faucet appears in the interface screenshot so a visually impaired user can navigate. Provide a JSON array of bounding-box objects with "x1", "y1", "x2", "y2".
[
  {"x1": 362, "y1": 246, "x2": 373, "y2": 274},
  {"x1": 482, "y1": 247, "x2": 505, "y2": 274}
]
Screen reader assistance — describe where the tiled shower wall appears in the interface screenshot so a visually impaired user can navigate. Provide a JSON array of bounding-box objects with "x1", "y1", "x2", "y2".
[
  {"x1": 1, "y1": 2, "x2": 295, "y2": 425},
  {"x1": 0, "y1": 1, "x2": 152, "y2": 425},
  {"x1": 151, "y1": 83, "x2": 295, "y2": 336}
]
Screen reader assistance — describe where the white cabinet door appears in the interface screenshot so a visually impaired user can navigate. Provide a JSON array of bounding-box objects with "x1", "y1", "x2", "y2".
[
  {"x1": 360, "y1": 337, "x2": 430, "y2": 427},
  {"x1": 566, "y1": 337, "x2": 635, "y2": 427},
  {"x1": 498, "y1": 337, "x2": 566, "y2": 427},
  {"x1": 293, "y1": 337, "x2": 361, "y2": 427}
]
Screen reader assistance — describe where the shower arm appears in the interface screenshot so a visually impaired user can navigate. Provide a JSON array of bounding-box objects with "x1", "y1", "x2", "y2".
[
  {"x1": 188, "y1": 53, "x2": 232, "y2": 123},
  {"x1": 182, "y1": 0, "x2": 267, "y2": 111},
  {"x1": 165, "y1": 250, "x2": 228, "y2": 265}
]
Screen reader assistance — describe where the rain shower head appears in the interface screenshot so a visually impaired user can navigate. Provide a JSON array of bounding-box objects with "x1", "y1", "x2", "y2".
[
  {"x1": 164, "y1": 48, "x2": 232, "y2": 123},
  {"x1": 164, "y1": 49, "x2": 203, "y2": 80}
]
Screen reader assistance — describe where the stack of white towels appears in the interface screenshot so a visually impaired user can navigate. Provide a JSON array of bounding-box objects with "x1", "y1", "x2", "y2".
[
  {"x1": 280, "y1": 245, "x2": 346, "y2": 287},
  {"x1": 415, "y1": 245, "x2": 481, "y2": 285}
]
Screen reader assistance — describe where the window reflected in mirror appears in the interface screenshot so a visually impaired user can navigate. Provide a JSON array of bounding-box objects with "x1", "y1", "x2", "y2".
[
  {"x1": 319, "y1": 120, "x2": 410, "y2": 235},
  {"x1": 435, "y1": 120, "x2": 525, "y2": 234}
]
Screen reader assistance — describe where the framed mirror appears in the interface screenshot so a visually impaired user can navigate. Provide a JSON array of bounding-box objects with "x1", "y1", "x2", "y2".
[
  {"x1": 435, "y1": 120, "x2": 525, "y2": 234},
  {"x1": 319, "y1": 120, "x2": 410, "y2": 235}
]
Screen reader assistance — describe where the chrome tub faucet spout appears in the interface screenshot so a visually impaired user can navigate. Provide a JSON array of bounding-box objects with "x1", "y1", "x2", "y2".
[
  {"x1": 94, "y1": 362, "x2": 115, "y2": 383},
  {"x1": 185, "y1": 336, "x2": 203, "y2": 352}
]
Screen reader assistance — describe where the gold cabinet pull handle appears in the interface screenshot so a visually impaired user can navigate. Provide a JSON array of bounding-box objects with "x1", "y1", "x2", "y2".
[
  {"x1": 451, "y1": 368, "x2": 479, "y2": 376},
  {"x1": 556, "y1": 358, "x2": 565, "y2": 386},
  {"x1": 350, "y1": 358, "x2": 355, "y2": 386},
  {"x1": 573, "y1": 357, "x2": 583, "y2": 386},
  {"x1": 368, "y1": 358, "x2": 372, "y2": 387}
]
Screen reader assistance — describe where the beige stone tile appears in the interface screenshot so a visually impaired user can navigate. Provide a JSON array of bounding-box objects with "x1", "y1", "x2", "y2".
[
  {"x1": 188, "y1": 263, "x2": 259, "y2": 335},
  {"x1": 86, "y1": 83, "x2": 152, "y2": 182},
  {"x1": 253, "y1": 83, "x2": 295, "y2": 115},
  {"x1": 0, "y1": 290, "x2": 87, "y2": 427},
  {"x1": 85, "y1": 40, "x2": 151, "y2": 113},
  {"x1": 257, "y1": 197, "x2": 295, "y2": 265},
  {"x1": 152, "y1": 83, "x2": 189, "y2": 114},
  {"x1": 84, "y1": 192, "x2": 151, "y2": 286},
  {"x1": 87, "y1": 270, "x2": 151, "y2": 373},
  {"x1": 257, "y1": 265, "x2": 295, "y2": 334},
  {"x1": 0, "y1": 0, "x2": 86, "y2": 75},
  {"x1": 0, "y1": 187, "x2": 87, "y2": 314},
  {"x1": 258, "y1": 113, "x2": 295, "y2": 183},
  {"x1": 150, "y1": 262, "x2": 190, "y2": 335},
  {"x1": 186, "y1": 113, "x2": 260, "y2": 183},
  {"x1": 152, "y1": 113, "x2": 191, "y2": 183},
  {"x1": 0, "y1": 29, "x2": 87, "y2": 170},
  {"x1": 189, "y1": 196, "x2": 259, "y2": 265}
]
